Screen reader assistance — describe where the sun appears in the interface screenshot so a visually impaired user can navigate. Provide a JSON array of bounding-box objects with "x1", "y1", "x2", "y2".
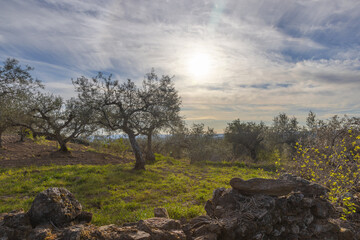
[{"x1": 186, "y1": 52, "x2": 213, "y2": 78}]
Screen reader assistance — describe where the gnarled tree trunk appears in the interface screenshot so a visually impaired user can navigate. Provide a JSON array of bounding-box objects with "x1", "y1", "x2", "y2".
[
  {"x1": 128, "y1": 132, "x2": 145, "y2": 170},
  {"x1": 57, "y1": 137, "x2": 69, "y2": 152}
]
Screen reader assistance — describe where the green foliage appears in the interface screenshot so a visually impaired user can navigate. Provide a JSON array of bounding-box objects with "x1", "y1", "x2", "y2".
[
  {"x1": 225, "y1": 119, "x2": 266, "y2": 161},
  {"x1": 73, "y1": 71, "x2": 181, "y2": 170},
  {"x1": 291, "y1": 131, "x2": 360, "y2": 219},
  {"x1": 89, "y1": 136, "x2": 131, "y2": 158},
  {"x1": 0, "y1": 156, "x2": 273, "y2": 225},
  {"x1": 34, "y1": 135, "x2": 49, "y2": 145},
  {"x1": 0, "y1": 58, "x2": 43, "y2": 147},
  {"x1": 271, "y1": 113, "x2": 300, "y2": 151},
  {"x1": 186, "y1": 124, "x2": 232, "y2": 163}
]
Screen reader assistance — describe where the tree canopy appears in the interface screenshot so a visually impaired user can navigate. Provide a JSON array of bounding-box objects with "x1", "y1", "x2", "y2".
[
  {"x1": 29, "y1": 94, "x2": 97, "y2": 152},
  {"x1": 0, "y1": 58, "x2": 43, "y2": 147},
  {"x1": 73, "y1": 71, "x2": 181, "y2": 170}
]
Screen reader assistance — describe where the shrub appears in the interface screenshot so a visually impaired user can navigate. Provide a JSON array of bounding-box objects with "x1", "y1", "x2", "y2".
[
  {"x1": 186, "y1": 124, "x2": 232, "y2": 163},
  {"x1": 291, "y1": 130, "x2": 360, "y2": 219},
  {"x1": 90, "y1": 136, "x2": 131, "y2": 158}
]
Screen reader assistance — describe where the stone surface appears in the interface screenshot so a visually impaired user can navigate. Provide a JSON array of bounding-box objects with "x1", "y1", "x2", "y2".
[
  {"x1": 311, "y1": 199, "x2": 335, "y2": 219},
  {"x1": 137, "y1": 217, "x2": 186, "y2": 240},
  {"x1": 27, "y1": 187, "x2": 82, "y2": 227},
  {"x1": 230, "y1": 174, "x2": 329, "y2": 197},
  {"x1": 280, "y1": 173, "x2": 330, "y2": 197},
  {"x1": 230, "y1": 177, "x2": 296, "y2": 196},
  {"x1": 75, "y1": 210, "x2": 93, "y2": 223},
  {"x1": 1, "y1": 210, "x2": 33, "y2": 239}
]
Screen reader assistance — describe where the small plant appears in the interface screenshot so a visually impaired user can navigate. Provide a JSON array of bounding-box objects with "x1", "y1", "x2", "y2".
[{"x1": 34, "y1": 135, "x2": 49, "y2": 145}]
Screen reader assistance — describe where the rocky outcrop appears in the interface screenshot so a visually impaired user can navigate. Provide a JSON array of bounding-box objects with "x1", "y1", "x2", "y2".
[
  {"x1": 202, "y1": 188, "x2": 348, "y2": 239},
  {"x1": 0, "y1": 175, "x2": 359, "y2": 240}
]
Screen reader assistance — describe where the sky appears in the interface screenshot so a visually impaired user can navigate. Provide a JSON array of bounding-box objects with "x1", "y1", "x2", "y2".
[{"x1": 1, "y1": 0, "x2": 360, "y2": 132}]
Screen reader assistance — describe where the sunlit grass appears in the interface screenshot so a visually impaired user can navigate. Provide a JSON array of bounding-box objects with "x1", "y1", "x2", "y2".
[{"x1": 0, "y1": 154, "x2": 274, "y2": 225}]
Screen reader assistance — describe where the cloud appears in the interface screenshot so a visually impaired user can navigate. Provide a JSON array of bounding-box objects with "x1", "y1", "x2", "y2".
[{"x1": 1, "y1": 0, "x2": 360, "y2": 131}]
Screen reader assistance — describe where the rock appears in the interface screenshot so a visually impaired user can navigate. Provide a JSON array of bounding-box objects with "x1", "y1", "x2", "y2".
[
  {"x1": 311, "y1": 199, "x2": 335, "y2": 219},
  {"x1": 137, "y1": 217, "x2": 181, "y2": 231},
  {"x1": 310, "y1": 219, "x2": 340, "y2": 235},
  {"x1": 2, "y1": 210, "x2": 32, "y2": 239},
  {"x1": 203, "y1": 176, "x2": 356, "y2": 240},
  {"x1": 27, "y1": 187, "x2": 83, "y2": 227},
  {"x1": 154, "y1": 207, "x2": 169, "y2": 218},
  {"x1": 339, "y1": 227, "x2": 354, "y2": 240},
  {"x1": 137, "y1": 218, "x2": 186, "y2": 239},
  {"x1": 128, "y1": 230, "x2": 152, "y2": 240},
  {"x1": 75, "y1": 210, "x2": 93, "y2": 223},
  {"x1": 56, "y1": 224, "x2": 102, "y2": 240},
  {"x1": 194, "y1": 233, "x2": 217, "y2": 240},
  {"x1": 3, "y1": 210, "x2": 31, "y2": 229},
  {"x1": 230, "y1": 175, "x2": 330, "y2": 197},
  {"x1": 280, "y1": 174, "x2": 329, "y2": 197},
  {"x1": 28, "y1": 226, "x2": 54, "y2": 240},
  {"x1": 230, "y1": 177, "x2": 297, "y2": 196},
  {"x1": 0, "y1": 226, "x2": 15, "y2": 240}
]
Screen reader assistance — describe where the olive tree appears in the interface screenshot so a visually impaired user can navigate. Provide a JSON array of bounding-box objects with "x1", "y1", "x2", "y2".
[
  {"x1": 0, "y1": 58, "x2": 42, "y2": 97},
  {"x1": 271, "y1": 113, "x2": 300, "y2": 146},
  {"x1": 0, "y1": 58, "x2": 43, "y2": 147},
  {"x1": 137, "y1": 71, "x2": 182, "y2": 163},
  {"x1": 73, "y1": 71, "x2": 179, "y2": 170},
  {"x1": 225, "y1": 119, "x2": 266, "y2": 161},
  {"x1": 29, "y1": 94, "x2": 96, "y2": 152}
]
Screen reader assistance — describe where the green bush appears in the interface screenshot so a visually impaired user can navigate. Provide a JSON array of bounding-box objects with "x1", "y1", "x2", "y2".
[{"x1": 290, "y1": 130, "x2": 360, "y2": 219}]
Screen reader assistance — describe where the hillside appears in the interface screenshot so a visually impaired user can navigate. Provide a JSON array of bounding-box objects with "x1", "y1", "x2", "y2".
[{"x1": 0, "y1": 135, "x2": 132, "y2": 168}]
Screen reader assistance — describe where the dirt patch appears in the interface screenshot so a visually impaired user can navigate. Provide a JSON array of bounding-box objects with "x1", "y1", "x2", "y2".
[{"x1": 0, "y1": 135, "x2": 133, "y2": 168}]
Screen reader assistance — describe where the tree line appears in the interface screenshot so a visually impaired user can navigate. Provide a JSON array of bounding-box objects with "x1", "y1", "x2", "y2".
[
  {"x1": 162, "y1": 112, "x2": 359, "y2": 164},
  {"x1": 0, "y1": 58, "x2": 181, "y2": 170},
  {"x1": 1, "y1": 58, "x2": 359, "y2": 170}
]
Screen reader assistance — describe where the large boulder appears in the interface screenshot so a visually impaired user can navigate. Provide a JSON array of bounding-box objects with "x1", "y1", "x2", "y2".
[
  {"x1": 27, "y1": 187, "x2": 83, "y2": 227},
  {"x1": 230, "y1": 174, "x2": 329, "y2": 197},
  {"x1": 279, "y1": 173, "x2": 330, "y2": 197},
  {"x1": 230, "y1": 178, "x2": 296, "y2": 196}
]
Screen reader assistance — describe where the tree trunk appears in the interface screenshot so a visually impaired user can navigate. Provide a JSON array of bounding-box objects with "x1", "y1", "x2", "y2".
[
  {"x1": 249, "y1": 147, "x2": 257, "y2": 162},
  {"x1": 59, "y1": 143, "x2": 68, "y2": 152},
  {"x1": 19, "y1": 127, "x2": 26, "y2": 142},
  {"x1": 0, "y1": 129, "x2": 3, "y2": 148},
  {"x1": 146, "y1": 134, "x2": 156, "y2": 164},
  {"x1": 128, "y1": 132, "x2": 145, "y2": 170},
  {"x1": 58, "y1": 138, "x2": 69, "y2": 152}
]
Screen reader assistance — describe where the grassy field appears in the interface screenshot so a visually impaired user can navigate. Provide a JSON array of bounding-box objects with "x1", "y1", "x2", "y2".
[{"x1": 0, "y1": 154, "x2": 274, "y2": 226}]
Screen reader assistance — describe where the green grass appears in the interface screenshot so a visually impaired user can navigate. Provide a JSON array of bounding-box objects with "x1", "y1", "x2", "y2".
[{"x1": 0, "y1": 154, "x2": 274, "y2": 226}]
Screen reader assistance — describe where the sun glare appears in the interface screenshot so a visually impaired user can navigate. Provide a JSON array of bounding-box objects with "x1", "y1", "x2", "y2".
[{"x1": 186, "y1": 52, "x2": 213, "y2": 78}]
